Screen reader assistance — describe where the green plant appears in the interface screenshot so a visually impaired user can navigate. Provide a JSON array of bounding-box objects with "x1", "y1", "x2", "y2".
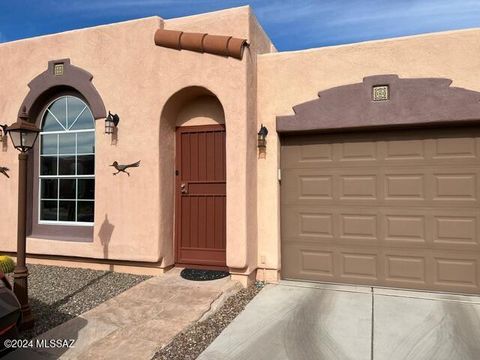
[{"x1": 0, "y1": 255, "x2": 15, "y2": 274}]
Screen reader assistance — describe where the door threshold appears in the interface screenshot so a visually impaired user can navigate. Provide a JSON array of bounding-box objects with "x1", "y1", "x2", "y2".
[{"x1": 175, "y1": 263, "x2": 229, "y2": 272}]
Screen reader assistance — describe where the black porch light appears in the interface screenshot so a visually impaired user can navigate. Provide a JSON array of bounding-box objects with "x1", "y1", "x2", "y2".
[
  {"x1": 257, "y1": 124, "x2": 268, "y2": 149},
  {"x1": 7, "y1": 120, "x2": 40, "y2": 153},
  {"x1": 105, "y1": 111, "x2": 120, "y2": 134}
]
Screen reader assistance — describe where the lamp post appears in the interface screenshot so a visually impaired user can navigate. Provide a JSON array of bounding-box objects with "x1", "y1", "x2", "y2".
[{"x1": 6, "y1": 114, "x2": 40, "y2": 330}]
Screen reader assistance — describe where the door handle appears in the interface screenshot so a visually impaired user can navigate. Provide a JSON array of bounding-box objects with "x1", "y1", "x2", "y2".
[{"x1": 180, "y1": 183, "x2": 188, "y2": 194}]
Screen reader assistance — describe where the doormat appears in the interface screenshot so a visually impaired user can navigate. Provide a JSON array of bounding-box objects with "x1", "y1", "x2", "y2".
[{"x1": 180, "y1": 268, "x2": 230, "y2": 281}]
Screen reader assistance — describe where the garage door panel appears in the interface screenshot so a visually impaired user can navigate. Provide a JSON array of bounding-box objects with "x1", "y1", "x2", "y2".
[
  {"x1": 282, "y1": 209, "x2": 335, "y2": 241},
  {"x1": 339, "y1": 252, "x2": 378, "y2": 281},
  {"x1": 281, "y1": 128, "x2": 480, "y2": 294},
  {"x1": 299, "y1": 142, "x2": 334, "y2": 162},
  {"x1": 282, "y1": 169, "x2": 334, "y2": 203},
  {"x1": 384, "y1": 173, "x2": 425, "y2": 200},
  {"x1": 384, "y1": 254, "x2": 427, "y2": 285},
  {"x1": 282, "y1": 243, "x2": 336, "y2": 280},
  {"x1": 433, "y1": 136, "x2": 478, "y2": 159},
  {"x1": 385, "y1": 139, "x2": 425, "y2": 160},
  {"x1": 282, "y1": 142, "x2": 334, "y2": 167},
  {"x1": 384, "y1": 214, "x2": 427, "y2": 245},
  {"x1": 339, "y1": 214, "x2": 378, "y2": 242},
  {"x1": 433, "y1": 256, "x2": 478, "y2": 290},
  {"x1": 340, "y1": 141, "x2": 378, "y2": 161},
  {"x1": 433, "y1": 171, "x2": 478, "y2": 202},
  {"x1": 432, "y1": 211, "x2": 479, "y2": 249},
  {"x1": 340, "y1": 174, "x2": 378, "y2": 200}
]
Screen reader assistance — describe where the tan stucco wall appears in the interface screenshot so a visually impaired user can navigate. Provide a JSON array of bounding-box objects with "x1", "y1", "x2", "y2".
[
  {"x1": 163, "y1": 6, "x2": 273, "y2": 273},
  {"x1": 256, "y1": 28, "x2": 480, "y2": 274},
  {"x1": 0, "y1": 6, "x2": 274, "y2": 274},
  {"x1": 3, "y1": 5, "x2": 477, "y2": 280},
  {"x1": 176, "y1": 96, "x2": 225, "y2": 127},
  {"x1": 0, "y1": 16, "x2": 166, "y2": 263}
]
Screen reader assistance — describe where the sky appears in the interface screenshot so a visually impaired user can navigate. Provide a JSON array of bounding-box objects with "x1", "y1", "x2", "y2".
[{"x1": 0, "y1": 0, "x2": 480, "y2": 51}]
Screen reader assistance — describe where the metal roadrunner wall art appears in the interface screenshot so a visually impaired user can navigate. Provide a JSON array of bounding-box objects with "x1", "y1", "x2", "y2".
[{"x1": 110, "y1": 161, "x2": 141, "y2": 176}]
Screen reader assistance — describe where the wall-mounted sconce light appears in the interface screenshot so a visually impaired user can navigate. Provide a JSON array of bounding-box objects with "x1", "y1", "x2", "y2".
[
  {"x1": 258, "y1": 124, "x2": 268, "y2": 149},
  {"x1": 105, "y1": 111, "x2": 120, "y2": 134},
  {"x1": 0, "y1": 124, "x2": 8, "y2": 142}
]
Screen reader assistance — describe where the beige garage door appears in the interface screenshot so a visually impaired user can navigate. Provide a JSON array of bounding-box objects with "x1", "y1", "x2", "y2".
[{"x1": 281, "y1": 127, "x2": 480, "y2": 294}]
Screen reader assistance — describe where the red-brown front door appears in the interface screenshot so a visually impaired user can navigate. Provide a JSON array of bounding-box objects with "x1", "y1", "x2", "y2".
[{"x1": 175, "y1": 125, "x2": 226, "y2": 268}]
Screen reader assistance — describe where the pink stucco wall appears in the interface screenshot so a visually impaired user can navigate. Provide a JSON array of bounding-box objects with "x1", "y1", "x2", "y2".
[
  {"x1": 0, "y1": 6, "x2": 273, "y2": 277},
  {"x1": 256, "y1": 28, "x2": 480, "y2": 279},
  {"x1": 1, "y1": 5, "x2": 478, "y2": 282}
]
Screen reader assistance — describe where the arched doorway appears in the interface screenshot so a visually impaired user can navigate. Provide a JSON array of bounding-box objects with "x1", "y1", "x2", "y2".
[{"x1": 161, "y1": 87, "x2": 226, "y2": 268}]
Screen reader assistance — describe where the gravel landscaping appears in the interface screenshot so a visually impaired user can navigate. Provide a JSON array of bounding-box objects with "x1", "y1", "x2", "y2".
[
  {"x1": 152, "y1": 282, "x2": 264, "y2": 360},
  {"x1": 6, "y1": 264, "x2": 150, "y2": 339}
]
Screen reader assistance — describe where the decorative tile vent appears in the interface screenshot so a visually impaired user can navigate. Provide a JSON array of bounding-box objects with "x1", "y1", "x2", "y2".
[
  {"x1": 53, "y1": 63, "x2": 64, "y2": 76},
  {"x1": 372, "y1": 85, "x2": 389, "y2": 101}
]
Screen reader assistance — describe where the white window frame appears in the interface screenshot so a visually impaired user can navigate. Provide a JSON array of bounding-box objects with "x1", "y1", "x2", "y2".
[{"x1": 38, "y1": 96, "x2": 95, "y2": 227}]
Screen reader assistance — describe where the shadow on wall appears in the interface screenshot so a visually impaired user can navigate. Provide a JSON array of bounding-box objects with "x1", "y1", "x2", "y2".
[
  {"x1": 110, "y1": 126, "x2": 119, "y2": 146},
  {"x1": 98, "y1": 215, "x2": 114, "y2": 271}
]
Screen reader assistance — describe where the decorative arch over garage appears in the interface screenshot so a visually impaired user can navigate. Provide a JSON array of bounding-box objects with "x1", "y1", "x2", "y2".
[
  {"x1": 278, "y1": 74, "x2": 480, "y2": 294},
  {"x1": 277, "y1": 75, "x2": 480, "y2": 133},
  {"x1": 18, "y1": 59, "x2": 106, "y2": 121}
]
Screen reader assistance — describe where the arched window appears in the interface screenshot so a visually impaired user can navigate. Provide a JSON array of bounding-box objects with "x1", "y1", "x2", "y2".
[{"x1": 39, "y1": 95, "x2": 95, "y2": 225}]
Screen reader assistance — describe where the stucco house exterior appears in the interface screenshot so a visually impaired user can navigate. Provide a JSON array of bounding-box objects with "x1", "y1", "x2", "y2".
[{"x1": 1, "y1": 6, "x2": 480, "y2": 293}]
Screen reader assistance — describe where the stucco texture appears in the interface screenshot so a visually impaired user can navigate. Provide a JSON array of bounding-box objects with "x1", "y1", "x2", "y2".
[
  {"x1": 256, "y1": 28, "x2": 480, "y2": 273},
  {"x1": 0, "y1": 6, "x2": 273, "y2": 275}
]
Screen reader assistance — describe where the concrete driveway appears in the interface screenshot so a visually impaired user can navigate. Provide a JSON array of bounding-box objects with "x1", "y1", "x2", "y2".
[{"x1": 198, "y1": 281, "x2": 480, "y2": 360}]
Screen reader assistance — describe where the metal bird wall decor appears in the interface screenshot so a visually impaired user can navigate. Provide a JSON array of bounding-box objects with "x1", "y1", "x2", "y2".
[
  {"x1": 110, "y1": 161, "x2": 140, "y2": 176},
  {"x1": 0, "y1": 166, "x2": 10, "y2": 178}
]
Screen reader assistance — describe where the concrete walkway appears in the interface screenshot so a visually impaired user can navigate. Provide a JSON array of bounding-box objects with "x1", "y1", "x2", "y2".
[
  {"x1": 199, "y1": 281, "x2": 480, "y2": 360},
  {"x1": 6, "y1": 268, "x2": 239, "y2": 360}
]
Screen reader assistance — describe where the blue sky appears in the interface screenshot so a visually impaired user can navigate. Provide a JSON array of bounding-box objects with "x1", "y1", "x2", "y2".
[{"x1": 1, "y1": 1, "x2": 480, "y2": 50}]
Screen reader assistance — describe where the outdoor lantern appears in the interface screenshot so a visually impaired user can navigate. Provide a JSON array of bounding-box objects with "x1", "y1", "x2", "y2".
[
  {"x1": 105, "y1": 111, "x2": 120, "y2": 134},
  {"x1": 258, "y1": 124, "x2": 268, "y2": 149},
  {"x1": 7, "y1": 120, "x2": 40, "y2": 153}
]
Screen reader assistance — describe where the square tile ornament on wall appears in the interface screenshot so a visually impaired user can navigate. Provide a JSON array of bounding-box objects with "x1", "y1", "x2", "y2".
[
  {"x1": 53, "y1": 63, "x2": 64, "y2": 76},
  {"x1": 372, "y1": 85, "x2": 389, "y2": 101}
]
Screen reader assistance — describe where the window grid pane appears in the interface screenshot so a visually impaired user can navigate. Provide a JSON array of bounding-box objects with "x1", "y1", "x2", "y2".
[{"x1": 39, "y1": 96, "x2": 95, "y2": 225}]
